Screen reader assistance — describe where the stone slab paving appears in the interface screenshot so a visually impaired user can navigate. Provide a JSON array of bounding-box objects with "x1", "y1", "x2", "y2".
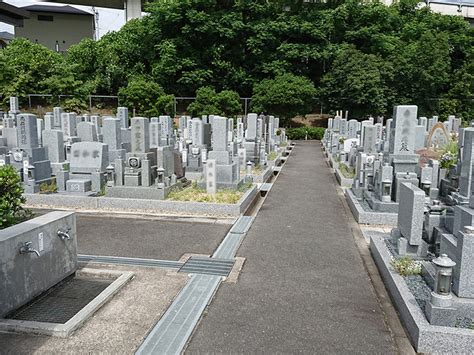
[{"x1": 186, "y1": 141, "x2": 397, "y2": 353}]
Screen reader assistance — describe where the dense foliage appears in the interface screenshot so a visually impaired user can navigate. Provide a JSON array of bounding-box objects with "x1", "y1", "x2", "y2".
[
  {"x1": 187, "y1": 87, "x2": 242, "y2": 117},
  {"x1": 251, "y1": 73, "x2": 317, "y2": 119},
  {"x1": 0, "y1": 165, "x2": 32, "y2": 229},
  {"x1": 1, "y1": 0, "x2": 473, "y2": 121},
  {"x1": 286, "y1": 127, "x2": 325, "y2": 140},
  {"x1": 118, "y1": 76, "x2": 174, "y2": 116}
]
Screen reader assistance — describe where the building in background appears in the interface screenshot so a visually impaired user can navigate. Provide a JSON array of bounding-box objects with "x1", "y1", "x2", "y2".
[
  {"x1": 14, "y1": 4, "x2": 94, "y2": 52},
  {"x1": 0, "y1": 31, "x2": 14, "y2": 48}
]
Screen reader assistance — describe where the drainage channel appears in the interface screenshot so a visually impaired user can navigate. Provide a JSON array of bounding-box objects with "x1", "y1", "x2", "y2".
[
  {"x1": 136, "y1": 274, "x2": 221, "y2": 355},
  {"x1": 178, "y1": 257, "x2": 235, "y2": 277},
  {"x1": 78, "y1": 254, "x2": 184, "y2": 270},
  {"x1": 135, "y1": 148, "x2": 291, "y2": 354}
]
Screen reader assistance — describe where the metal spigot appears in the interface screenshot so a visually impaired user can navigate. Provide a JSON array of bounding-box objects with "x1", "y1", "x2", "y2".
[
  {"x1": 19, "y1": 241, "x2": 40, "y2": 257},
  {"x1": 57, "y1": 229, "x2": 71, "y2": 241}
]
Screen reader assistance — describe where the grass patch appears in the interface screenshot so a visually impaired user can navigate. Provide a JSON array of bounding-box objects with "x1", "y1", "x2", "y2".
[
  {"x1": 240, "y1": 165, "x2": 264, "y2": 175},
  {"x1": 391, "y1": 256, "x2": 422, "y2": 276},
  {"x1": 267, "y1": 151, "x2": 278, "y2": 161},
  {"x1": 97, "y1": 185, "x2": 106, "y2": 196},
  {"x1": 39, "y1": 180, "x2": 57, "y2": 194},
  {"x1": 280, "y1": 142, "x2": 288, "y2": 147},
  {"x1": 338, "y1": 163, "x2": 355, "y2": 178},
  {"x1": 168, "y1": 182, "x2": 252, "y2": 204}
]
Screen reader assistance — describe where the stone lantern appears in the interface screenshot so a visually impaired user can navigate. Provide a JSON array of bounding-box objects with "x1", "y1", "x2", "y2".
[
  {"x1": 246, "y1": 161, "x2": 253, "y2": 177},
  {"x1": 425, "y1": 253, "x2": 457, "y2": 326},
  {"x1": 106, "y1": 164, "x2": 115, "y2": 187},
  {"x1": 433, "y1": 254, "x2": 456, "y2": 306}
]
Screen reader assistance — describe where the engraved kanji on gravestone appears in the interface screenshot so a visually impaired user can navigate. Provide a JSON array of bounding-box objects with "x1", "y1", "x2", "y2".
[{"x1": 399, "y1": 113, "x2": 412, "y2": 152}]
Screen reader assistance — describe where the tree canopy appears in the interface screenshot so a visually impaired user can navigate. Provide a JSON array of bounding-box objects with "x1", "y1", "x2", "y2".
[{"x1": 0, "y1": 0, "x2": 473, "y2": 121}]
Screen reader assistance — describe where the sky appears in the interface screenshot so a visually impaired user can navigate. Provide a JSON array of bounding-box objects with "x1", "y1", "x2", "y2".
[{"x1": 0, "y1": 0, "x2": 126, "y2": 38}]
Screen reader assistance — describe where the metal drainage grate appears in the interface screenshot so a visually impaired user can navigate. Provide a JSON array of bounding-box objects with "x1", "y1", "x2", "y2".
[
  {"x1": 7, "y1": 275, "x2": 112, "y2": 324},
  {"x1": 178, "y1": 257, "x2": 234, "y2": 277},
  {"x1": 229, "y1": 215, "x2": 254, "y2": 234},
  {"x1": 78, "y1": 254, "x2": 184, "y2": 269}
]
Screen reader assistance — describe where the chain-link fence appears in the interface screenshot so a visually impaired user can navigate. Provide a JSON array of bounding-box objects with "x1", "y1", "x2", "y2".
[{"x1": 19, "y1": 94, "x2": 120, "y2": 116}]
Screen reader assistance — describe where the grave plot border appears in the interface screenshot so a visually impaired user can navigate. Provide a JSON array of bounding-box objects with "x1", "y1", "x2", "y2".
[
  {"x1": 24, "y1": 185, "x2": 258, "y2": 217},
  {"x1": 370, "y1": 233, "x2": 474, "y2": 353},
  {"x1": 0, "y1": 268, "x2": 134, "y2": 338},
  {"x1": 345, "y1": 188, "x2": 398, "y2": 225}
]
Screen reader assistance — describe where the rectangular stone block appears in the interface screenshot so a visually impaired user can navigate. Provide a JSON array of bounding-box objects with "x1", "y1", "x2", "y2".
[
  {"x1": 0, "y1": 211, "x2": 77, "y2": 318},
  {"x1": 131, "y1": 117, "x2": 150, "y2": 153},
  {"x1": 390, "y1": 105, "x2": 418, "y2": 155},
  {"x1": 66, "y1": 179, "x2": 92, "y2": 193},
  {"x1": 398, "y1": 182, "x2": 425, "y2": 245}
]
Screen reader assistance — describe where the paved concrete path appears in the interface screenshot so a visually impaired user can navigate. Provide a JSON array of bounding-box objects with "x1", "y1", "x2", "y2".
[{"x1": 187, "y1": 141, "x2": 396, "y2": 353}]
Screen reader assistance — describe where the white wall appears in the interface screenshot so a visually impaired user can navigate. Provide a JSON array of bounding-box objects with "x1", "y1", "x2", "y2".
[{"x1": 15, "y1": 11, "x2": 94, "y2": 51}]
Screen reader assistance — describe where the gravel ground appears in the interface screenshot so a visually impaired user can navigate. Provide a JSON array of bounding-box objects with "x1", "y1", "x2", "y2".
[
  {"x1": 404, "y1": 275, "x2": 431, "y2": 310},
  {"x1": 0, "y1": 264, "x2": 188, "y2": 354}
]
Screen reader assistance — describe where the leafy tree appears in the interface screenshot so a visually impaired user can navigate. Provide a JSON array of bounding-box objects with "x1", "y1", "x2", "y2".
[
  {"x1": 187, "y1": 87, "x2": 220, "y2": 117},
  {"x1": 1, "y1": 0, "x2": 473, "y2": 118},
  {"x1": 0, "y1": 165, "x2": 32, "y2": 229},
  {"x1": 187, "y1": 87, "x2": 242, "y2": 117},
  {"x1": 251, "y1": 73, "x2": 317, "y2": 121},
  {"x1": 0, "y1": 38, "x2": 84, "y2": 107},
  {"x1": 320, "y1": 46, "x2": 394, "y2": 117},
  {"x1": 118, "y1": 76, "x2": 174, "y2": 116},
  {"x1": 216, "y1": 90, "x2": 242, "y2": 117}
]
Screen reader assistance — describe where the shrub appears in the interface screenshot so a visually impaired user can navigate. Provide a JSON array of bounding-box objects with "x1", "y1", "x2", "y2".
[
  {"x1": 0, "y1": 165, "x2": 32, "y2": 229},
  {"x1": 285, "y1": 127, "x2": 325, "y2": 140},
  {"x1": 39, "y1": 180, "x2": 57, "y2": 194}
]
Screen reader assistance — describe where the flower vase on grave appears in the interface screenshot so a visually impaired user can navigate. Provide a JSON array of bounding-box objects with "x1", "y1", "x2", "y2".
[{"x1": 448, "y1": 166, "x2": 457, "y2": 179}]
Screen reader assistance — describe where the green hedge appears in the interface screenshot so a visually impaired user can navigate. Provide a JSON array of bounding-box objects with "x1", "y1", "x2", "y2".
[
  {"x1": 0, "y1": 165, "x2": 32, "y2": 229},
  {"x1": 285, "y1": 127, "x2": 325, "y2": 140}
]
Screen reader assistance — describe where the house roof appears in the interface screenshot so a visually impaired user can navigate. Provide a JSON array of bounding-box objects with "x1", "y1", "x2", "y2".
[
  {"x1": 21, "y1": 4, "x2": 93, "y2": 16},
  {"x1": 0, "y1": 31, "x2": 14, "y2": 40},
  {"x1": 0, "y1": 2, "x2": 30, "y2": 26}
]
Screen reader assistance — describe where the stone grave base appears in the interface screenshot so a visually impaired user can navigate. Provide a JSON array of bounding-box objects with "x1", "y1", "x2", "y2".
[
  {"x1": 185, "y1": 171, "x2": 204, "y2": 181},
  {"x1": 24, "y1": 184, "x2": 258, "y2": 217},
  {"x1": 370, "y1": 233, "x2": 474, "y2": 353},
  {"x1": 252, "y1": 166, "x2": 273, "y2": 184},
  {"x1": 364, "y1": 190, "x2": 399, "y2": 213},
  {"x1": 106, "y1": 185, "x2": 170, "y2": 200},
  {"x1": 345, "y1": 188, "x2": 398, "y2": 225},
  {"x1": 334, "y1": 165, "x2": 353, "y2": 188}
]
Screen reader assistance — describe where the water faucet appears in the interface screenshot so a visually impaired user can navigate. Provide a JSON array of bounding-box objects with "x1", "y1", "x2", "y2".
[
  {"x1": 57, "y1": 229, "x2": 71, "y2": 241},
  {"x1": 19, "y1": 241, "x2": 40, "y2": 257}
]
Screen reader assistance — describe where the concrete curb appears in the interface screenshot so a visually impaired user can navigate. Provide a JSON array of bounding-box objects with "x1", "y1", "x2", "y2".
[
  {"x1": 370, "y1": 234, "x2": 474, "y2": 353},
  {"x1": 24, "y1": 185, "x2": 258, "y2": 217},
  {"x1": 0, "y1": 268, "x2": 133, "y2": 338},
  {"x1": 334, "y1": 165, "x2": 353, "y2": 188},
  {"x1": 345, "y1": 188, "x2": 398, "y2": 226}
]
